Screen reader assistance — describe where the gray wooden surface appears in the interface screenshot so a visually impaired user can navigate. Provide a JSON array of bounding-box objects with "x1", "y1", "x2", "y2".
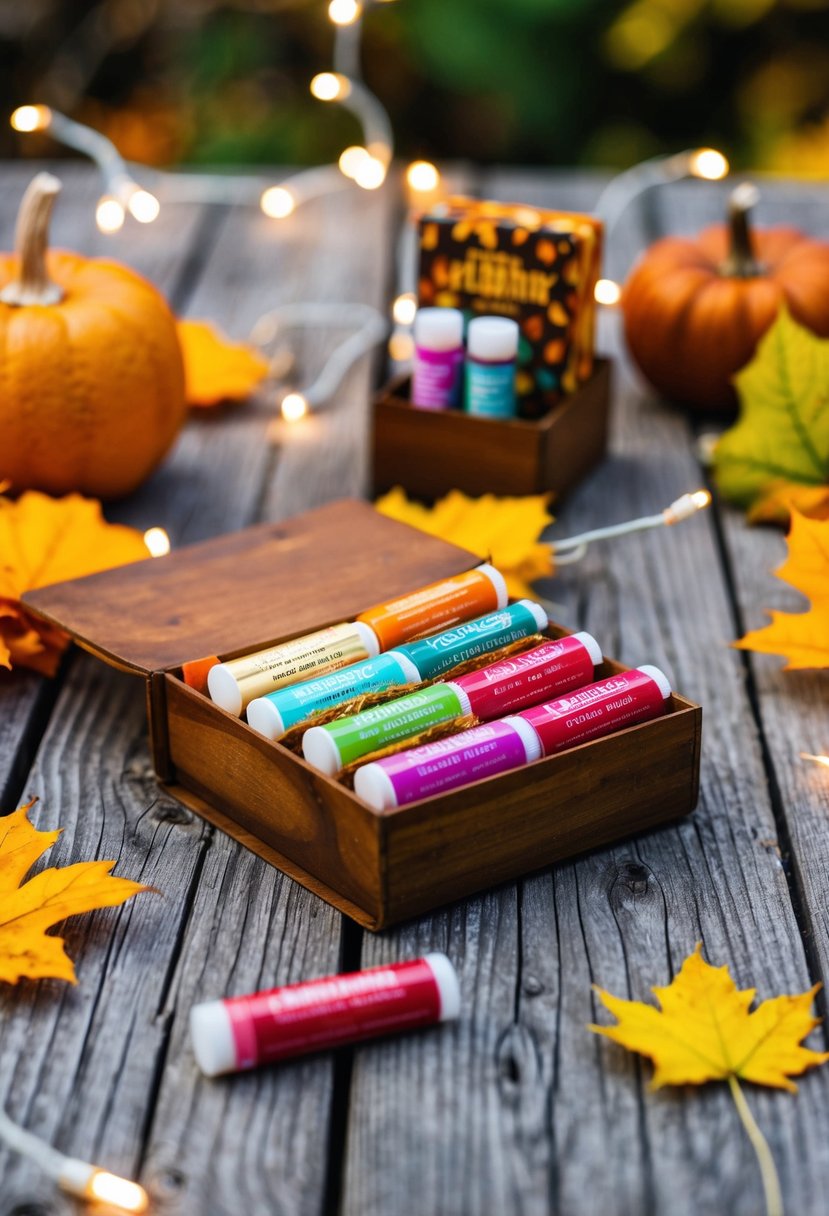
[{"x1": 0, "y1": 161, "x2": 828, "y2": 1216}]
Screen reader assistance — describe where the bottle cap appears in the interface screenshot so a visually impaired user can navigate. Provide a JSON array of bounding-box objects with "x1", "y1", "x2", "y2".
[
  {"x1": 354, "y1": 762, "x2": 398, "y2": 810},
  {"x1": 413, "y1": 307, "x2": 464, "y2": 352},
  {"x1": 303, "y1": 726, "x2": 344, "y2": 776},
  {"x1": 423, "y1": 953, "x2": 461, "y2": 1020},
  {"x1": 637, "y1": 664, "x2": 672, "y2": 699},
  {"x1": 190, "y1": 999, "x2": 238, "y2": 1077},
  {"x1": 247, "y1": 696, "x2": 286, "y2": 740},
  {"x1": 572, "y1": 630, "x2": 603, "y2": 667},
  {"x1": 467, "y1": 316, "x2": 519, "y2": 361}
]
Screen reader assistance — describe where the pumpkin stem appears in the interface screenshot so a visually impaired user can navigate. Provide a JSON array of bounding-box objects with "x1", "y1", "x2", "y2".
[
  {"x1": 0, "y1": 172, "x2": 64, "y2": 307},
  {"x1": 721, "y1": 182, "x2": 763, "y2": 278}
]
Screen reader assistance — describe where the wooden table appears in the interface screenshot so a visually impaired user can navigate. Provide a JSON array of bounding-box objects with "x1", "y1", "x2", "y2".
[{"x1": 1, "y1": 161, "x2": 828, "y2": 1216}]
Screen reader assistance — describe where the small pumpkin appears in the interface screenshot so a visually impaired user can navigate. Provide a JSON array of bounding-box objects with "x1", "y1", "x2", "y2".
[
  {"x1": 0, "y1": 173, "x2": 186, "y2": 498},
  {"x1": 622, "y1": 183, "x2": 829, "y2": 412}
]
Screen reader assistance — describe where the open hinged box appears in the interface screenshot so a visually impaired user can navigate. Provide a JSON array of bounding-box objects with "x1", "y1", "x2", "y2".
[
  {"x1": 24, "y1": 499, "x2": 700, "y2": 930},
  {"x1": 372, "y1": 359, "x2": 612, "y2": 501}
]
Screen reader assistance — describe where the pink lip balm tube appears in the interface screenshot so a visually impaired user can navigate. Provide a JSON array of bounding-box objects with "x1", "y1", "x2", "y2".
[
  {"x1": 354, "y1": 717, "x2": 542, "y2": 811},
  {"x1": 517, "y1": 664, "x2": 672, "y2": 755},
  {"x1": 190, "y1": 954, "x2": 460, "y2": 1077},
  {"x1": 448, "y1": 631, "x2": 602, "y2": 719}
]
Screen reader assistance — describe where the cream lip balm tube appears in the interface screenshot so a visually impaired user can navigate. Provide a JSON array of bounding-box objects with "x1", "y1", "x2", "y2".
[
  {"x1": 302, "y1": 631, "x2": 601, "y2": 777},
  {"x1": 207, "y1": 621, "x2": 379, "y2": 717},
  {"x1": 190, "y1": 954, "x2": 460, "y2": 1077}
]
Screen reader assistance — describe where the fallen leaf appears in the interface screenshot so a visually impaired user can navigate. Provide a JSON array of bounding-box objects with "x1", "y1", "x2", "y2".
[
  {"x1": 0, "y1": 799, "x2": 147, "y2": 984},
  {"x1": 0, "y1": 490, "x2": 149, "y2": 675},
  {"x1": 713, "y1": 309, "x2": 829, "y2": 508},
  {"x1": 747, "y1": 481, "x2": 829, "y2": 527},
  {"x1": 590, "y1": 943, "x2": 829, "y2": 1092},
  {"x1": 375, "y1": 488, "x2": 554, "y2": 600},
  {"x1": 177, "y1": 318, "x2": 269, "y2": 407},
  {"x1": 735, "y1": 508, "x2": 829, "y2": 669}
]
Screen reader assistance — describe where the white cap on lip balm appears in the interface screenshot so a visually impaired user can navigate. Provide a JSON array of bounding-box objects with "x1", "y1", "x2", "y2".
[
  {"x1": 637, "y1": 664, "x2": 672, "y2": 699},
  {"x1": 414, "y1": 307, "x2": 464, "y2": 351},
  {"x1": 572, "y1": 630, "x2": 603, "y2": 667},
  {"x1": 467, "y1": 316, "x2": 519, "y2": 361},
  {"x1": 475, "y1": 563, "x2": 509, "y2": 610},
  {"x1": 190, "y1": 1000, "x2": 237, "y2": 1078},
  {"x1": 424, "y1": 952, "x2": 461, "y2": 1020}
]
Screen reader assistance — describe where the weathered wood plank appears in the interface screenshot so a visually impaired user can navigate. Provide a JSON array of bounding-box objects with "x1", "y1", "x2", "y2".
[{"x1": 339, "y1": 171, "x2": 829, "y2": 1216}]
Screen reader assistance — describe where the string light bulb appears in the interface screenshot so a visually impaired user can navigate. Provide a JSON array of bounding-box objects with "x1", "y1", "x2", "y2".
[
  {"x1": 338, "y1": 145, "x2": 370, "y2": 179},
  {"x1": 406, "y1": 160, "x2": 440, "y2": 193},
  {"x1": 551, "y1": 489, "x2": 712, "y2": 564},
  {"x1": 388, "y1": 331, "x2": 414, "y2": 361},
  {"x1": 143, "y1": 527, "x2": 171, "y2": 557},
  {"x1": 260, "y1": 186, "x2": 296, "y2": 219},
  {"x1": 328, "y1": 0, "x2": 362, "y2": 24},
  {"x1": 594, "y1": 278, "x2": 622, "y2": 306},
  {"x1": 281, "y1": 392, "x2": 309, "y2": 422},
  {"x1": 95, "y1": 195, "x2": 125, "y2": 234},
  {"x1": 392, "y1": 293, "x2": 417, "y2": 326},
  {"x1": 353, "y1": 155, "x2": 386, "y2": 190},
  {"x1": 58, "y1": 1160, "x2": 148, "y2": 1213},
  {"x1": 127, "y1": 188, "x2": 160, "y2": 223},
  {"x1": 310, "y1": 73, "x2": 350, "y2": 102},
  {"x1": 10, "y1": 104, "x2": 51, "y2": 132},
  {"x1": 688, "y1": 148, "x2": 729, "y2": 181},
  {"x1": 801, "y1": 753, "x2": 829, "y2": 769}
]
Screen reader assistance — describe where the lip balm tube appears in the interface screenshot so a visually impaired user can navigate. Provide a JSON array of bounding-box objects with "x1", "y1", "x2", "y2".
[
  {"x1": 354, "y1": 717, "x2": 542, "y2": 810},
  {"x1": 392, "y1": 599, "x2": 548, "y2": 682},
  {"x1": 302, "y1": 631, "x2": 601, "y2": 776},
  {"x1": 517, "y1": 665, "x2": 672, "y2": 755},
  {"x1": 464, "y1": 316, "x2": 519, "y2": 418},
  {"x1": 358, "y1": 563, "x2": 508, "y2": 651},
  {"x1": 247, "y1": 650, "x2": 422, "y2": 740},
  {"x1": 449, "y1": 632, "x2": 603, "y2": 719},
  {"x1": 190, "y1": 954, "x2": 460, "y2": 1077},
  {"x1": 411, "y1": 307, "x2": 464, "y2": 410},
  {"x1": 207, "y1": 621, "x2": 379, "y2": 717}
]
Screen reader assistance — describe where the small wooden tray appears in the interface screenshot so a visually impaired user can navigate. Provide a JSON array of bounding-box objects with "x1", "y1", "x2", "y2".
[
  {"x1": 372, "y1": 358, "x2": 611, "y2": 501},
  {"x1": 23, "y1": 498, "x2": 700, "y2": 930}
]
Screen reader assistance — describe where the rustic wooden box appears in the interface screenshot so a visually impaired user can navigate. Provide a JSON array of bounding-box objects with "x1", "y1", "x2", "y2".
[
  {"x1": 372, "y1": 358, "x2": 611, "y2": 501},
  {"x1": 24, "y1": 498, "x2": 700, "y2": 931}
]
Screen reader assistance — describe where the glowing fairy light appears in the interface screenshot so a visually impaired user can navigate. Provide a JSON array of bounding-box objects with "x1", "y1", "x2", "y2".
[
  {"x1": 688, "y1": 148, "x2": 729, "y2": 181},
  {"x1": 801, "y1": 753, "x2": 829, "y2": 769},
  {"x1": 95, "y1": 196, "x2": 125, "y2": 234},
  {"x1": 551, "y1": 490, "x2": 711, "y2": 564},
  {"x1": 85, "y1": 1170, "x2": 149, "y2": 1212},
  {"x1": 353, "y1": 155, "x2": 386, "y2": 190},
  {"x1": 260, "y1": 186, "x2": 296, "y2": 219},
  {"x1": 126, "y1": 188, "x2": 160, "y2": 223},
  {"x1": 406, "y1": 160, "x2": 440, "y2": 193},
  {"x1": 339, "y1": 145, "x2": 370, "y2": 179},
  {"x1": 10, "y1": 104, "x2": 51, "y2": 132},
  {"x1": 392, "y1": 293, "x2": 417, "y2": 326},
  {"x1": 594, "y1": 278, "x2": 622, "y2": 306},
  {"x1": 328, "y1": 0, "x2": 362, "y2": 24},
  {"x1": 281, "y1": 392, "x2": 309, "y2": 422},
  {"x1": 310, "y1": 73, "x2": 350, "y2": 102},
  {"x1": 143, "y1": 527, "x2": 171, "y2": 557},
  {"x1": 388, "y1": 331, "x2": 414, "y2": 362}
]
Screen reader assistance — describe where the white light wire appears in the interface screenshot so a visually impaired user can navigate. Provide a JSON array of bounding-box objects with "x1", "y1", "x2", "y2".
[{"x1": 550, "y1": 492, "x2": 711, "y2": 565}]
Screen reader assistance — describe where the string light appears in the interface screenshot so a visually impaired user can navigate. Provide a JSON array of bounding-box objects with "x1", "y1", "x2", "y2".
[
  {"x1": 310, "y1": 72, "x2": 350, "y2": 102},
  {"x1": 594, "y1": 147, "x2": 730, "y2": 234},
  {"x1": 0, "y1": 1107, "x2": 148, "y2": 1214},
  {"x1": 594, "y1": 278, "x2": 622, "y2": 306},
  {"x1": 388, "y1": 330, "x2": 414, "y2": 362},
  {"x1": 688, "y1": 148, "x2": 729, "y2": 181},
  {"x1": 406, "y1": 160, "x2": 440, "y2": 193},
  {"x1": 551, "y1": 490, "x2": 711, "y2": 565},
  {"x1": 801, "y1": 753, "x2": 829, "y2": 769},
  {"x1": 10, "y1": 104, "x2": 51, "y2": 132},
  {"x1": 95, "y1": 195, "x2": 125, "y2": 233},
  {"x1": 126, "y1": 187, "x2": 160, "y2": 223},
  {"x1": 260, "y1": 185, "x2": 296, "y2": 218},
  {"x1": 392, "y1": 293, "x2": 417, "y2": 326},
  {"x1": 352, "y1": 155, "x2": 386, "y2": 190},
  {"x1": 339, "y1": 145, "x2": 370, "y2": 179},
  {"x1": 328, "y1": 0, "x2": 362, "y2": 24},
  {"x1": 143, "y1": 527, "x2": 171, "y2": 557},
  {"x1": 281, "y1": 392, "x2": 309, "y2": 422}
]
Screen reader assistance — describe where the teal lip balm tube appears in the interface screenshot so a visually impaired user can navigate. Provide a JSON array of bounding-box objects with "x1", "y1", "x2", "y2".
[
  {"x1": 393, "y1": 600, "x2": 548, "y2": 682},
  {"x1": 246, "y1": 650, "x2": 422, "y2": 740}
]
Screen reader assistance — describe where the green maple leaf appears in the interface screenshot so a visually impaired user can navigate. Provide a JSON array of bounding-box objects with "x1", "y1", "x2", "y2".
[{"x1": 712, "y1": 309, "x2": 829, "y2": 508}]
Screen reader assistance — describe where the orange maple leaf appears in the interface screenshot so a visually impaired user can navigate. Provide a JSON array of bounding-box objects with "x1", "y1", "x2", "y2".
[
  {"x1": 0, "y1": 799, "x2": 148, "y2": 984},
  {"x1": 747, "y1": 482, "x2": 829, "y2": 527},
  {"x1": 736, "y1": 508, "x2": 829, "y2": 669},
  {"x1": 177, "y1": 318, "x2": 270, "y2": 407},
  {"x1": 0, "y1": 490, "x2": 149, "y2": 675}
]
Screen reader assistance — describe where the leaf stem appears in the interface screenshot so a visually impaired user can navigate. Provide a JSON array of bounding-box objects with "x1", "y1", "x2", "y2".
[{"x1": 728, "y1": 1074, "x2": 783, "y2": 1216}]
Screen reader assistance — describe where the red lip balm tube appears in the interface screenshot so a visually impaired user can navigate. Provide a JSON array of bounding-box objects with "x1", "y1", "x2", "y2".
[
  {"x1": 190, "y1": 954, "x2": 460, "y2": 1077},
  {"x1": 518, "y1": 664, "x2": 672, "y2": 755}
]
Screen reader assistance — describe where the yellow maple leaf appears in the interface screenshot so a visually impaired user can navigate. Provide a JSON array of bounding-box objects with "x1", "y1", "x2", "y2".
[
  {"x1": 0, "y1": 799, "x2": 148, "y2": 984},
  {"x1": 0, "y1": 490, "x2": 149, "y2": 676},
  {"x1": 591, "y1": 943, "x2": 829, "y2": 1092},
  {"x1": 747, "y1": 482, "x2": 829, "y2": 527},
  {"x1": 375, "y1": 488, "x2": 554, "y2": 600},
  {"x1": 177, "y1": 318, "x2": 270, "y2": 407},
  {"x1": 735, "y1": 508, "x2": 829, "y2": 669}
]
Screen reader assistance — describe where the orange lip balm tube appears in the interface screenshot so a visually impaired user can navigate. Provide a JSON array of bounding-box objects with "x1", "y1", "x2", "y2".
[{"x1": 358, "y1": 563, "x2": 508, "y2": 651}]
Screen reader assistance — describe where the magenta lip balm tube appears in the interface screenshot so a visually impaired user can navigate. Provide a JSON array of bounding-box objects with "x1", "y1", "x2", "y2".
[
  {"x1": 517, "y1": 664, "x2": 672, "y2": 756},
  {"x1": 411, "y1": 307, "x2": 464, "y2": 410},
  {"x1": 447, "y1": 632, "x2": 602, "y2": 720},
  {"x1": 190, "y1": 954, "x2": 460, "y2": 1077},
  {"x1": 353, "y1": 717, "x2": 542, "y2": 811}
]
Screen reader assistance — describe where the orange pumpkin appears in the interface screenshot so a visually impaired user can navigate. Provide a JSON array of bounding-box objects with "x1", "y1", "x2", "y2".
[
  {"x1": 622, "y1": 184, "x2": 829, "y2": 411},
  {"x1": 0, "y1": 173, "x2": 186, "y2": 498}
]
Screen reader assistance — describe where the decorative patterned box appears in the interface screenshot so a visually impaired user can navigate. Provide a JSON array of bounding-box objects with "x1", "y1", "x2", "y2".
[{"x1": 24, "y1": 499, "x2": 700, "y2": 930}]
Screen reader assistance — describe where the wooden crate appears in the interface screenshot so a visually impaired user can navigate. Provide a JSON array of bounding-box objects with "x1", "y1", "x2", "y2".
[
  {"x1": 24, "y1": 498, "x2": 700, "y2": 930},
  {"x1": 372, "y1": 358, "x2": 611, "y2": 501}
]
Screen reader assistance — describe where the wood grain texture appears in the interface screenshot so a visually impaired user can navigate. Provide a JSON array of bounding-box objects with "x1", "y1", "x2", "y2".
[{"x1": 339, "y1": 171, "x2": 829, "y2": 1216}]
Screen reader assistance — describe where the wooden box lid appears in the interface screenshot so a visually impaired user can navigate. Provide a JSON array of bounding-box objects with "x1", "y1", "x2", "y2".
[{"x1": 22, "y1": 499, "x2": 479, "y2": 677}]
